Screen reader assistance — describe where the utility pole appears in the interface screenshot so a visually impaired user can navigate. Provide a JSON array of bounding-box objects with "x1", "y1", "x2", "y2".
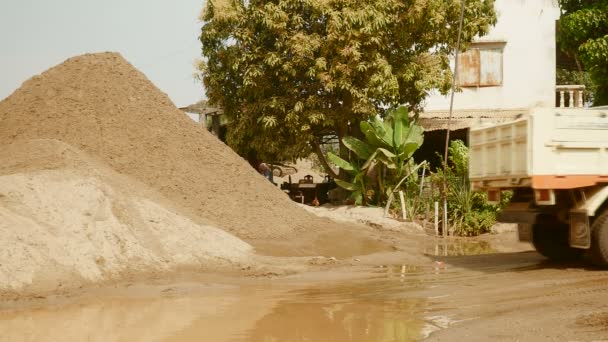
[{"x1": 442, "y1": 0, "x2": 466, "y2": 237}]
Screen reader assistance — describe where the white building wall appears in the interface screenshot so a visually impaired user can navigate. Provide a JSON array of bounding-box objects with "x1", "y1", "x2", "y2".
[{"x1": 424, "y1": 0, "x2": 561, "y2": 111}]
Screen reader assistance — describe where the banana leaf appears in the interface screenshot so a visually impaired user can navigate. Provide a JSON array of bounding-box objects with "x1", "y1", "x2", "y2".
[
  {"x1": 335, "y1": 178, "x2": 359, "y2": 191},
  {"x1": 343, "y1": 136, "x2": 373, "y2": 160},
  {"x1": 360, "y1": 121, "x2": 387, "y2": 148},
  {"x1": 327, "y1": 152, "x2": 354, "y2": 171}
]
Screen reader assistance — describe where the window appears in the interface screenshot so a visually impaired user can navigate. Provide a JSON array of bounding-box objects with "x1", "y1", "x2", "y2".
[{"x1": 457, "y1": 42, "x2": 505, "y2": 87}]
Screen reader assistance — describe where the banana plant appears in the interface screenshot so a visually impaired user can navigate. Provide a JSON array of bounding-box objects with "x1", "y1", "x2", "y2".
[
  {"x1": 361, "y1": 106, "x2": 423, "y2": 176},
  {"x1": 326, "y1": 151, "x2": 370, "y2": 205},
  {"x1": 327, "y1": 106, "x2": 424, "y2": 205}
]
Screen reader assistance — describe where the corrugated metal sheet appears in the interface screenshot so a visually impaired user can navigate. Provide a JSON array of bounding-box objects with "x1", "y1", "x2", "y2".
[
  {"x1": 479, "y1": 48, "x2": 503, "y2": 86},
  {"x1": 418, "y1": 109, "x2": 527, "y2": 131},
  {"x1": 457, "y1": 49, "x2": 480, "y2": 87},
  {"x1": 457, "y1": 45, "x2": 504, "y2": 87}
]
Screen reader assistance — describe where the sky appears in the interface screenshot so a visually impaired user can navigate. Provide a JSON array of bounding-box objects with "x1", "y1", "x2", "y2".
[{"x1": 0, "y1": 0, "x2": 205, "y2": 107}]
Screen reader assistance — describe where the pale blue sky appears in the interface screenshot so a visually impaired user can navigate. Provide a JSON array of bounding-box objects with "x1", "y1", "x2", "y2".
[{"x1": 0, "y1": 0, "x2": 205, "y2": 107}]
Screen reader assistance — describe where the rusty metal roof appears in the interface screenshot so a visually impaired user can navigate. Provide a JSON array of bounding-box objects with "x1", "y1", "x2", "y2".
[{"x1": 418, "y1": 109, "x2": 528, "y2": 131}]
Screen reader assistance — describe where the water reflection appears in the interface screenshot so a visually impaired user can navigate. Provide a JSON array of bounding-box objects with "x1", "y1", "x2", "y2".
[
  {"x1": 423, "y1": 238, "x2": 496, "y2": 257},
  {"x1": 246, "y1": 285, "x2": 424, "y2": 342},
  {"x1": 0, "y1": 282, "x2": 426, "y2": 342}
]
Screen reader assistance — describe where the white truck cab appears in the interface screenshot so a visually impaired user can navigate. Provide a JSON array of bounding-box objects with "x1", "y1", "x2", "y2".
[{"x1": 469, "y1": 107, "x2": 608, "y2": 266}]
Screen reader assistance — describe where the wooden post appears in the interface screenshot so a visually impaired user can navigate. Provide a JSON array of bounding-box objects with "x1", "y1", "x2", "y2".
[
  {"x1": 419, "y1": 165, "x2": 426, "y2": 197},
  {"x1": 384, "y1": 192, "x2": 394, "y2": 217},
  {"x1": 443, "y1": 199, "x2": 448, "y2": 237},
  {"x1": 434, "y1": 201, "x2": 439, "y2": 236},
  {"x1": 399, "y1": 191, "x2": 407, "y2": 220},
  {"x1": 423, "y1": 202, "x2": 429, "y2": 231}
]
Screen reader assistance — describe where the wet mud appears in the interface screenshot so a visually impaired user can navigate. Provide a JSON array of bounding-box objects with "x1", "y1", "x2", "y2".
[
  {"x1": 0, "y1": 281, "x2": 430, "y2": 342},
  {"x1": 2, "y1": 234, "x2": 608, "y2": 341}
]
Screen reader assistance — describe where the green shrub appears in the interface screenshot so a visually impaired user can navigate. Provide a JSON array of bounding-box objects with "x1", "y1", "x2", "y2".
[{"x1": 434, "y1": 140, "x2": 510, "y2": 236}]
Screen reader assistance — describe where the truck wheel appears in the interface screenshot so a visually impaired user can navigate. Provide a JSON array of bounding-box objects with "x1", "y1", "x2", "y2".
[
  {"x1": 532, "y1": 222, "x2": 583, "y2": 262},
  {"x1": 590, "y1": 210, "x2": 608, "y2": 267}
]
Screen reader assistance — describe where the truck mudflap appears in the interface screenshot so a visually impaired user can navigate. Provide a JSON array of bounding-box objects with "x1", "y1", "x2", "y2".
[
  {"x1": 518, "y1": 223, "x2": 533, "y2": 243},
  {"x1": 498, "y1": 202, "x2": 538, "y2": 224},
  {"x1": 569, "y1": 210, "x2": 591, "y2": 249}
]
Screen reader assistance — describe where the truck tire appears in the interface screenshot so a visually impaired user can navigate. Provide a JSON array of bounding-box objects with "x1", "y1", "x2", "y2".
[
  {"x1": 590, "y1": 210, "x2": 608, "y2": 267},
  {"x1": 532, "y1": 222, "x2": 583, "y2": 262}
]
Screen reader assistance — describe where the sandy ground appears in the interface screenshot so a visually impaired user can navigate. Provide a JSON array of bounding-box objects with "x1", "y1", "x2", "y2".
[{"x1": 2, "y1": 228, "x2": 608, "y2": 341}]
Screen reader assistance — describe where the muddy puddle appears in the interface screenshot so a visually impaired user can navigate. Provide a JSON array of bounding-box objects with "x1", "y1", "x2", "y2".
[
  {"x1": 0, "y1": 279, "x2": 445, "y2": 342},
  {"x1": 422, "y1": 237, "x2": 496, "y2": 257},
  {"x1": 0, "y1": 237, "x2": 508, "y2": 341}
]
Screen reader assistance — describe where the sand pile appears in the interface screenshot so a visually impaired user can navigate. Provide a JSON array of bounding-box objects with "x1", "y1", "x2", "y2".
[
  {"x1": 0, "y1": 52, "x2": 387, "y2": 261},
  {"x1": 0, "y1": 139, "x2": 253, "y2": 296},
  {"x1": 1, "y1": 52, "x2": 283, "y2": 239}
]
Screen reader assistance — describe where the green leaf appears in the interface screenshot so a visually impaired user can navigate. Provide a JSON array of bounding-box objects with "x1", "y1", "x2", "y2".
[
  {"x1": 376, "y1": 153, "x2": 396, "y2": 169},
  {"x1": 327, "y1": 152, "x2": 354, "y2": 171},
  {"x1": 393, "y1": 119, "x2": 404, "y2": 148},
  {"x1": 398, "y1": 142, "x2": 420, "y2": 160},
  {"x1": 343, "y1": 136, "x2": 373, "y2": 160},
  {"x1": 381, "y1": 122, "x2": 394, "y2": 147},
  {"x1": 392, "y1": 106, "x2": 411, "y2": 147},
  {"x1": 377, "y1": 148, "x2": 396, "y2": 158},
  {"x1": 404, "y1": 124, "x2": 424, "y2": 148},
  {"x1": 335, "y1": 178, "x2": 358, "y2": 191},
  {"x1": 392, "y1": 106, "x2": 410, "y2": 124},
  {"x1": 361, "y1": 121, "x2": 388, "y2": 149}
]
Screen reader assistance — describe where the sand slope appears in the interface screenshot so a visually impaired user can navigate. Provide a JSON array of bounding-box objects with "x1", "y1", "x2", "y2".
[{"x1": 0, "y1": 139, "x2": 253, "y2": 296}]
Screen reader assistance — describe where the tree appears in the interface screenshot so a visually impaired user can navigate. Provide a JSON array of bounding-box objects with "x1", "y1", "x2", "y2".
[
  {"x1": 558, "y1": 0, "x2": 608, "y2": 105},
  {"x1": 199, "y1": 0, "x2": 496, "y2": 170}
]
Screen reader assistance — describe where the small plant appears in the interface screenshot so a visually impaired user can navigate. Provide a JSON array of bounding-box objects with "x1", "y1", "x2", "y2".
[{"x1": 436, "y1": 140, "x2": 509, "y2": 236}]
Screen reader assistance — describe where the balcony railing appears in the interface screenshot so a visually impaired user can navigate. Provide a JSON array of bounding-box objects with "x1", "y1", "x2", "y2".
[{"x1": 556, "y1": 85, "x2": 586, "y2": 108}]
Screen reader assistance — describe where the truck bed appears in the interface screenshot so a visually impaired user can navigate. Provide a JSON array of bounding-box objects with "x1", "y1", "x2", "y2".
[{"x1": 469, "y1": 107, "x2": 608, "y2": 190}]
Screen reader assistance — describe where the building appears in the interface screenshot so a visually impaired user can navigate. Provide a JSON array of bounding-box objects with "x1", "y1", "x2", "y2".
[{"x1": 419, "y1": 0, "x2": 584, "y2": 135}]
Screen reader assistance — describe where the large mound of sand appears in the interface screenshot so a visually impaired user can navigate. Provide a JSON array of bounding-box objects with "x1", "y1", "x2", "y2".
[
  {"x1": 0, "y1": 52, "x2": 387, "y2": 259},
  {"x1": 1, "y1": 52, "x2": 287, "y2": 239},
  {"x1": 0, "y1": 139, "x2": 253, "y2": 297}
]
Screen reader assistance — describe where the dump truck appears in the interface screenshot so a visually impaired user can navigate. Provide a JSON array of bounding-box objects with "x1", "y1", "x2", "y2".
[{"x1": 469, "y1": 107, "x2": 608, "y2": 266}]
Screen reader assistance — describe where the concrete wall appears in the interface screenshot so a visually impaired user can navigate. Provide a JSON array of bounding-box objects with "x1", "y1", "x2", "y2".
[{"x1": 424, "y1": 0, "x2": 560, "y2": 111}]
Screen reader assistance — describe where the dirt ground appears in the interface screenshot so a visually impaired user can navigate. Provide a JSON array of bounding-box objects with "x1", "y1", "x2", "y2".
[{"x1": 2, "y1": 222, "x2": 608, "y2": 341}]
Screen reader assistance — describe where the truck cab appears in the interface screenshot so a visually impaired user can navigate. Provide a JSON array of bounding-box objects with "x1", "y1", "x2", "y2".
[{"x1": 469, "y1": 107, "x2": 608, "y2": 266}]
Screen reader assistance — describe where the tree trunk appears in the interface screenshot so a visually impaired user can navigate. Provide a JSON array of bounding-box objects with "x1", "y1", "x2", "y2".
[
  {"x1": 337, "y1": 121, "x2": 351, "y2": 180},
  {"x1": 312, "y1": 141, "x2": 339, "y2": 179},
  {"x1": 337, "y1": 94, "x2": 353, "y2": 180}
]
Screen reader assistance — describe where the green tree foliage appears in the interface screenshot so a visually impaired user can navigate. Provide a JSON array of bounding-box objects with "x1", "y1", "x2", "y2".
[
  {"x1": 558, "y1": 0, "x2": 608, "y2": 105},
  {"x1": 199, "y1": 0, "x2": 496, "y2": 162},
  {"x1": 326, "y1": 106, "x2": 424, "y2": 205},
  {"x1": 557, "y1": 69, "x2": 596, "y2": 104}
]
